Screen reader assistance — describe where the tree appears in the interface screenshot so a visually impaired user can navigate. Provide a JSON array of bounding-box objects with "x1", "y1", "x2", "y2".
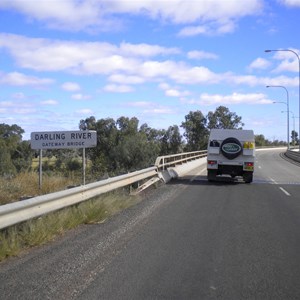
[
  {"x1": 12, "y1": 140, "x2": 32, "y2": 172},
  {"x1": 114, "y1": 117, "x2": 160, "y2": 172},
  {"x1": 207, "y1": 106, "x2": 244, "y2": 129},
  {"x1": 181, "y1": 111, "x2": 208, "y2": 151},
  {"x1": 0, "y1": 123, "x2": 31, "y2": 176},
  {"x1": 87, "y1": 117, "x2": 118, "y2": 176},
  {"x1": 291, "y1": 130, "x2": 299, "y2": 145},
  {"x1": 0, "y1": 123, "x2": 24, "y2": 141},
  {"x1": 255, "y1": 134, "x2": 270, "y2": 147},
  {"x1": 160, "y1": 125, "x2": 182, "y2": 155},
  {"x1": 0, "y1": 139, "x2": 16, "y2": 176},
  {"x1": 117, "y1": 116, "x2": 139, "y2": 136},
  {"x1": 79, "y1": 116, "x2": 96, "y2": 131}
]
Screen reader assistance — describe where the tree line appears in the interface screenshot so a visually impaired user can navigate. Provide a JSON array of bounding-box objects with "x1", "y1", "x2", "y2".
[{"x1": 0, "y1": 106, "x2": 295, "y2": 179}]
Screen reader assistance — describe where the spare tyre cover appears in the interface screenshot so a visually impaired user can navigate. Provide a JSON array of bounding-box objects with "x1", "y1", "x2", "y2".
[{"x1": 220, "y1": 137, "x2": 242, "y2": 160}]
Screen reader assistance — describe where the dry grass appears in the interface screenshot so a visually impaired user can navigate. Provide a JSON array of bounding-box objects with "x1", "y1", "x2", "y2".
[
  {"x1": 0, "y1": 172, "x2": 81, "y2": 205},
  {"x1": 0, "y1": 191, "x2": 140, "y2": 261}
]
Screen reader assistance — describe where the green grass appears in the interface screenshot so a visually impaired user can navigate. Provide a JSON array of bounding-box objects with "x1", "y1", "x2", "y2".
[{"x1": 0, "y1": 190, "x2": 140, "y2": 262}]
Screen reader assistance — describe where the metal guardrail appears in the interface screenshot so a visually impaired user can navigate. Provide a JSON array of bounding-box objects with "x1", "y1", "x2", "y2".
[
  {"x1": 0, "y1": 167, "x2": 157, "y2": 230},
  {"x1": 0, "y1": 151, "x2": 207, "y2": 230},
  {"x1": 285, "y1": 149, "x2": 300, "y2": 163},
  {"x1": 155, "y1": 150, "x2": 207, "y2": 170}
]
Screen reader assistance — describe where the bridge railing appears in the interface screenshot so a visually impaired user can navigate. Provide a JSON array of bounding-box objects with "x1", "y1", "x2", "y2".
[{"x1": 155, "y1": 150, "x2": 207, "y2": 170}]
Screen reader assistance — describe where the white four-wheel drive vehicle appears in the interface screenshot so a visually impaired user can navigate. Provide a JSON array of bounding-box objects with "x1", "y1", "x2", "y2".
[{"x1": 207, "y1": 129, "x2": 255, "y2": 183}]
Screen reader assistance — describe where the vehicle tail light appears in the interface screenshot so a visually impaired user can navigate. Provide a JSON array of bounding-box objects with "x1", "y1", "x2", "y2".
[
  {"x1": 244, "y1": 162, "x2": 254, "y2": 170},
  {"x1": 208, "y1": 160, "x2": 217, "y2": 166}
]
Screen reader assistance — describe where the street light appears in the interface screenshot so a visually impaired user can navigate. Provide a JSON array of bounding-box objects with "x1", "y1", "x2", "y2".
[
  {"x1": 282, "y1": 111, "x2": 295, "y2": 146},
  {"x1": 288, "y1": 112, "x2": 300, "y2": 147},
  {"x1": 266, "y1": 85, "x2": 290, "y2": 149},
  {"x1": 265, "y1": 49, "x2": 300, "y2": 151}
]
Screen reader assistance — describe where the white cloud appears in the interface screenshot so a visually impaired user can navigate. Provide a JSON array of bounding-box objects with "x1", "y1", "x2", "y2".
[
  {"x1": 0, "y1": 71, "x2": 53, "y2": 87},
  {"x1": 1, "y1": 34, "x2": 298, "y2": 94},
  {"x1": 0, "y1": 0, "x2": 263, "y2": 33},
  {"x1": 12, "y1": 92, "x2": 26, "y2": 99},
  {"x1": 169, "y1": 65, "x2": 222, "y2": 85},
  {"x1": 260, "y1": 75, "x2": 299, "y2": 87},
  {"x1": 75, "y1": 108, "x2": 94, "y2": 115},
  {"x1": 0, "y1": 101, "x2": 14, "y2": 108},
  {"x1": 126, "y1": 101, "x2": 153, "y2": 108},
  {"x1": 0, "y1": 0, "x2": 104, "y2": 32},
  {"x1": 159, "y1": 82, "x2": 191, "y2": 98},
  {"x1": 103, "y1": 84, "x2": 134, "y2": 93},
  {"x1": 119, "y1": 42, "x2": 180, "y2": 57},
  {"x1": 40, "y1": 99, "x2": 59, "y2": 105},
  {"x1": 165, "y1": 89, "x2": 182, "y2": 97},
  {"x1": 178, "y1": 25, "x2": 209, "y2": 37},
  {"x1": 187, "y1": 50, "x2": 218, "y2": 60},
  {"x1": 61, "y1": 82, "x2": 81, "y2": 91},
  {"x1": 0, "y1": 34, "x2": 178, "y2": 75},
  {"x1": 144, "y1": 107, "x2": 175, "y2": 114},
  {"x1": 279, "y1": 0, "x2": 300, "y2": 7},
  {"x1": 227, "y1": 74, "x2": 298, "y2": 87},
  {"x1": 108, "y1": 74, "x2": 145, "y2": 84},
  {"x1": 71, "y1": 93, "x2": 91, "y2": 100},
  {"x1": 178, "y1": 20, "x2": 237, "y2": 37},
  {"x1": 275, "y1": 60, "x2": 299, "y2": 73},
  {"x1": 0, "y1": 100, "x2": 36, "y2": 114},
  {"x1": 198, "y1": 92, "x2": 273, "y2": 105},
  {"x1": 125, "y1": 100, "x2": 175, "y2": 115},
  {"x1": 265, "y1": 49, "x2": 300, "y2": 73},
  {"x1": 248, "y1": 58, "x2": 271, "y2": 71},
  {"x1": 0, "y1": 33, "x2": 116, "y2": 72}
]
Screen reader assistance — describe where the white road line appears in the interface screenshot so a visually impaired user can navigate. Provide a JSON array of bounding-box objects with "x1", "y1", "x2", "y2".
[
  {"x1": 269, "y1": 177, "x2": 278, "y2": 184},
  {"x1": 279, "y1": 187, "x2": 291, "y2": 196}
]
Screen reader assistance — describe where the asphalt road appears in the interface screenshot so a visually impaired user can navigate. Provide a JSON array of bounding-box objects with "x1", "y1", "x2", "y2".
[{"x1": 1, "y1": 148, "x2": 300, "y2": 299}]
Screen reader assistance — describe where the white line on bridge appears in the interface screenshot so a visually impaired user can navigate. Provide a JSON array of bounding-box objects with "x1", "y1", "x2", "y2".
[
  {"x1": 269, "y1": 177, "x2": 277, "y2": 184},
  {"x1": 279, "y1": 187, "x2": 291, "y2": 197}
]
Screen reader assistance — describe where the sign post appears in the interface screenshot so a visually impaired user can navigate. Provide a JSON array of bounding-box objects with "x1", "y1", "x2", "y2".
[
  {"x1": 39, "y1": 149, "x2": 42, "y2": 189},
  {"x1": 82, "y1": 147, "x2": 86, "y2": 185},
  {"x1": 31, "y1": 130, "x2": 97, "y2": 187}
]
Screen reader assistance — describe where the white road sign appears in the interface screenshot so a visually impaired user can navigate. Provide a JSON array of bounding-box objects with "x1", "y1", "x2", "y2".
[{"x1": 31, "y1": 130, "x2": 97, "y2": 149}]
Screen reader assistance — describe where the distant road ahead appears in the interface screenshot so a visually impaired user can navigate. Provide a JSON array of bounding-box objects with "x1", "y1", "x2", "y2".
[{"x1": 1, "y1": 148, "x2": 300, "y2": 299}]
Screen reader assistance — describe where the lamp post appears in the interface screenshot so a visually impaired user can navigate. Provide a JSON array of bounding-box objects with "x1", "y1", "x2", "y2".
[
  {"x1": 266, "y1": 85, "x2": 290, "y2": 149},
  {"x1": 265, "y1": 49, "x2": 300, "y2": 151},
  {"x1": 282, "y1": 111, "x2": 295, "y2": 147},
  {"x1": 290, "y1": 113, "x2": 300, "y2": 147}
]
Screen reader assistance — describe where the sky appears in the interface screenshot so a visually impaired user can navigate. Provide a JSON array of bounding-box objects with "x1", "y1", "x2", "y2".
[{"x1": 0, "y1": 0, "x2": 300, "y2": 142}]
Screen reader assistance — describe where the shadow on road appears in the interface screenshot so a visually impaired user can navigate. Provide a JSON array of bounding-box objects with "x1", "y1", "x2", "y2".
[{"x1": 168, "y1": 175, "x2": 243, "y2": 186}]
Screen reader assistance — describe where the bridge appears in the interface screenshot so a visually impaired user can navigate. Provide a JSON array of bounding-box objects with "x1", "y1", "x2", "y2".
[{"x1": 1, "y1": 148, "x2": 300, "y2": 299}]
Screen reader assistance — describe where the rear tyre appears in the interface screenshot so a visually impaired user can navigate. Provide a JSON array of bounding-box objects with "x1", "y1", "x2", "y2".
[
  {"x1": 207, "y1": 170, "x2": 217, "y2": 182},
  {"x1": 243, "y1": 172, "x2": 253, "y2": 183}
]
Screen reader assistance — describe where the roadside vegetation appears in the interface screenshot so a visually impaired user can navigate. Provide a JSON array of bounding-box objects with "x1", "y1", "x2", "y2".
[
  {"x1": 0, "y1": 190, "x2": 140, "y2": 261},
  {"x1": 0, "y1": 106, "x2": 297, "y2": 261}
]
